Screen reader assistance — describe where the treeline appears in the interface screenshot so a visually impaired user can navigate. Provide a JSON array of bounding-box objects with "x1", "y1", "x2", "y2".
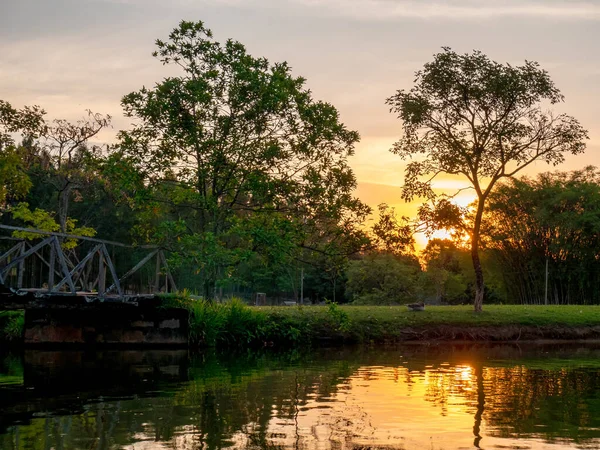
[
  {"x1": 350, "y1": 167, "x2": 600, "y2": 306},
  {"x1": 0, "y1": 21, "x2": 596, "y2": 305}
]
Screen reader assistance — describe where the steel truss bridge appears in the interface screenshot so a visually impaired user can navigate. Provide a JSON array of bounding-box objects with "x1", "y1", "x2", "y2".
[{"x1": 0, "y1": 224, "x2": 177, "y2": 307}]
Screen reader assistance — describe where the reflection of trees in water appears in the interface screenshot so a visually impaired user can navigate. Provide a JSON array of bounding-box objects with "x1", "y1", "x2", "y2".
[
  {"x1": 2, "y1": 346, "x2": 600, "y2": 449},
  {"x1": 482, "y1": 366, "x2": 600, "y2": 443},
  {"x1": 170, "y1": 359, "x2": 357, "y2": 449},
  {"x1": 419, "y1": 364, "x2": 475, "y2": 415},
  {"x1": 417, "y1": 360, "x2": 600, "y2": 445},
  {"x1": 0, "y1": 352, "x2": 358, "y2": 450}
]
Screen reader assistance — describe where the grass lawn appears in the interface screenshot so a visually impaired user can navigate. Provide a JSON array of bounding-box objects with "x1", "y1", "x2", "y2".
[
  {"x1": 159, "y1": 296, "x2": 600, "y2": 347},
  {"x1": 261, "y1": 304, "x2": 600, "y2": 328}
]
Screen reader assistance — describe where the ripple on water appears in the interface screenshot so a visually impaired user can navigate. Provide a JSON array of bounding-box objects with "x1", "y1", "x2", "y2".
[{"x1": 1, "y1": 344, "x2": 600, "y2": 449}]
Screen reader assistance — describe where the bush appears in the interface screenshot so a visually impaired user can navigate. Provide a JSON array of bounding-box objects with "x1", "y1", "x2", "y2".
[{"x1": 0, "y1": 311, "x2": 24, "y2": 342}]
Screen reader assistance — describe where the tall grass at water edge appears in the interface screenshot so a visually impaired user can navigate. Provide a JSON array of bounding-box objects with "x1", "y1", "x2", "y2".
[{"x1": 158, "y1": 293, "x2": 351, "y2": 348}]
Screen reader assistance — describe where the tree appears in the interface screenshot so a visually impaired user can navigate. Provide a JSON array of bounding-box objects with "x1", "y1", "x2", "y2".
[
  {"x1": 483, "y1": 167, "x2": 600, "y2": 305},
  {"x1": 370, "y1": 203, "x2": 414, "y2": 255},
  {"x1": 387, "y1": 48, "x2": 588, "y2": 311},
  {"x1": 39, "y1": 111, "x2": 111, "y2": 233},
  {"x1": 0, "y1": 100, "x2": 46, "y2": 208},
  {"x1": 0, "y1": 100, "x2": 46, "y2": 151},
  {"x1": 118, "y1": 21, "x2": 369, "y2": 298},
  {"x1": 346, "y1": 252, "x2": 421, "y2": 305},
  {"x1": 421, "y1": 238, "x2": 469, "y2": 304}
]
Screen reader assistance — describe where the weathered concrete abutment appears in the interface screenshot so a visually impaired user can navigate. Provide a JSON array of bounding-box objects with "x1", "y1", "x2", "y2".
[{"x1": 23, "y1": 303, "x2": 189, "y2": 345}]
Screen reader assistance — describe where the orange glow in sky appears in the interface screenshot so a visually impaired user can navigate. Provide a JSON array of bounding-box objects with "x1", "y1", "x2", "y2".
[{"x1": 0, "y1": 0, "x2": 597, "y2": 246}]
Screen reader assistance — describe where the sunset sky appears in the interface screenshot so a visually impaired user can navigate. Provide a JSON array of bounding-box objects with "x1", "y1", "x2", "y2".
[{"x1": 1, "y1": 0, "x2": 598, "y2": 246}]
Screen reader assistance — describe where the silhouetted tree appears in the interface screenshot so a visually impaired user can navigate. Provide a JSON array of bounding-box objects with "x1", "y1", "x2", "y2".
[{"x1": 387, "y1": 48, "x2": 588, "y2": 311}]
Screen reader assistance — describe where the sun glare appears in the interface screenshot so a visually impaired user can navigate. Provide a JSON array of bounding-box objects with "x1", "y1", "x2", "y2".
[{"x1": 430, "y1": 229, "x2": 454, "y2": 241}]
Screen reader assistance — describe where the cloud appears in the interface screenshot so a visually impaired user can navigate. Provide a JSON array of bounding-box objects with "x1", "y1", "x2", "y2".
[
  {"x1": 121, "y1": 0, "x2": 600, "y2": 21},
  {"x1": 292, "y1": 0, "x2": 600, "y2": 21},
  {"x1": 85, "y1": 0, "x2": 600, "y2": 20}
]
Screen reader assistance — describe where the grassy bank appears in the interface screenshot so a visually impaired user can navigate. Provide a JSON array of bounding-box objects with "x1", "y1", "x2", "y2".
[
  {"x1": 4, "y1": 299, "x2": 600, "y2": 347},
  {"x1": 258, "y1": 304, "x2": 600, "y2": 345},
  {"x1": 160, "y1": 295, "x2": 600, "y2": 347}
]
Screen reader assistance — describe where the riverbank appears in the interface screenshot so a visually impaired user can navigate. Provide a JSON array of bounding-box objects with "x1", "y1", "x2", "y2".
[
  {"x1": 3, "y1": 300, "x2": 600, "y2": 347},
  {"x1": 255, "y1": 303, "x2": 600, "y2": 346}
]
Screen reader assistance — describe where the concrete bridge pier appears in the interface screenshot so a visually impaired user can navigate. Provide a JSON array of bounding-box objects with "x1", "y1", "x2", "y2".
[{"x1": 23, "y1": 303, "x2": 189, "y2": 346}]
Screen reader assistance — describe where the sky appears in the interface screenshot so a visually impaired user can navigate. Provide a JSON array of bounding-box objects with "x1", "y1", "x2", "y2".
[{"x1": 1, "y1": 0, "x2": 599, "y2": 246}]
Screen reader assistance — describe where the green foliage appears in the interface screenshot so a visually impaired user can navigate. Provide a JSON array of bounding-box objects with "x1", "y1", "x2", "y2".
[
  {"x1": 0, "y1": 147, "x2": 33, "y2": 207},
  {"x1": 0, "y1": 311, "x2": 24, "y2": 342},
  {"x1": 0, "y1": 100, "x2": 46, "y2": 150},
  {"x1": 346, "y1": 253, "x2": 421, "y2": 305},
  {"x1": 10, "y1": 202, "x2": 96, "y2": 249},
  {"x1": 387, "y1": 48, "x2": 588, "y2": 311},
  {"x1": 10, "y1": 202, "x2": 59, "y2": 233},
  {"x1": 416, "y1": 199, "x2": 468, "y2": 240},
  {"x1": 370, "y1": 203, "x2": 414, "y2": 254},
  {"x1": 159, "y1": 292, "x2": 270, "y2": 347},
  {"x1": 118, "y1": 20, "x2": 370, "y2": 298},
  {"x1": 484, "y1": 167, "x2": 600, "y2": 304},
  {"x1": 0, "y1": 100, "x2": 46, "y2": 207},
  {"x1": 326, "y1": 300, "x2": 351, "y2": 332},
  {"x1": 159, "y1": 291, "x2": 357, "y2": 347},
  {"x1": 421, "y1": 238, "x2": 470, "y2": 304}
]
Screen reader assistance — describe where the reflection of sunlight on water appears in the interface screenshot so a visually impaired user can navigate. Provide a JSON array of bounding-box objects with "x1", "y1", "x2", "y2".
[
  {"x1": 456, "y1": 365, "x2": 472, "y2": 381},
  {"x1": 246, "y1": 364, "x2": 592, "y2": 450},
  {"x1": 128, "y1": 360, "x2": 597, "y2": 450},
  {"x1": 3, "y1": 348, "x2": 600, "y2": 450}
]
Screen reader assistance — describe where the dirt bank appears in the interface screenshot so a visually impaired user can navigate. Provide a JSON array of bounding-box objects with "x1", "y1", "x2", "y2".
[{"x1": 388, "y1": 324, "x2": 600, "y2": 342}]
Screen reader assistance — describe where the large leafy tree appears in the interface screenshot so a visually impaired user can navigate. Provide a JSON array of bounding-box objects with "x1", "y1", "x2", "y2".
[
  {"x1": 387, "y1": 48, "x2": 588, "y2": 311},
  {"x1": 118, "y1": 21, "x2": 369, "y2": 297}
]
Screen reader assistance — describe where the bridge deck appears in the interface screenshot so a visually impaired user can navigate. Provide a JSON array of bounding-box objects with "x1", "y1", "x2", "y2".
[{"x1": 1, "y1": 284, "x2": 159, "y2": 310}]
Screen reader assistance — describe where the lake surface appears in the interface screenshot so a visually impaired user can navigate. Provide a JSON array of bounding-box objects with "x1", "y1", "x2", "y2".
[{"x1": 1, "y1": 344, "x2": 600, "y2": 449}]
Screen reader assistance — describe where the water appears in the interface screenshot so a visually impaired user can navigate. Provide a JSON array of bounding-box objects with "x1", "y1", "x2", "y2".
[{"x1": 1, "y1": 344, "x2": 600, "y2": 449}]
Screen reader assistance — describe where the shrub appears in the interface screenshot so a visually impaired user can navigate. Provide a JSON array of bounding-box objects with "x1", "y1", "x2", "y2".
[{"x1": 0, "y1": 311, "x2": 24, "y2": 342}]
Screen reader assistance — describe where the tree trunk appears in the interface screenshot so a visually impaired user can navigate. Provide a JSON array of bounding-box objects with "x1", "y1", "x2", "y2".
[
  {"x1": 58, "y1": 181, "x2": 72, "y2": 234},
  {"x1": 471, "y1": 199, "x2": 485, "y2": 312}
]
